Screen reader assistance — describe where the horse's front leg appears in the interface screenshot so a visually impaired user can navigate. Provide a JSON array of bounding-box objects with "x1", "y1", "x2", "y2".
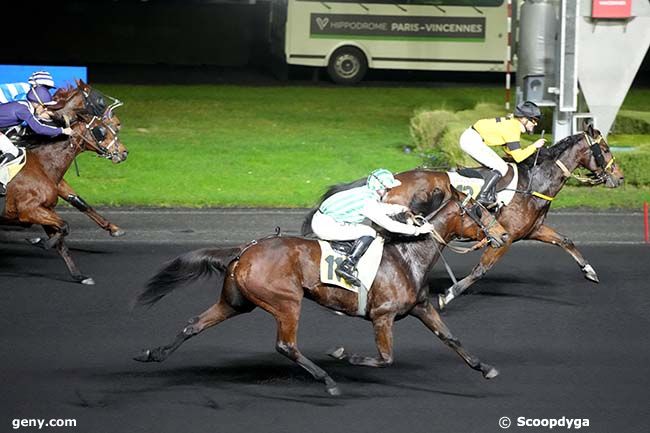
[
  {"x1": 410, "y1": 301, "x2": 498, "y2": 379},
  {"x1": 527, "y1": 224, "x2": 598, "y2": 283},
  {"x1": 438, "y1": 238, "x2": 513, "y2": 309},
  {"x1": 58, "y1": 180, "x2": 125, "y2": 237},
  {"x1": 328, "y1": 313, "x2": 395, "y2": 367}
]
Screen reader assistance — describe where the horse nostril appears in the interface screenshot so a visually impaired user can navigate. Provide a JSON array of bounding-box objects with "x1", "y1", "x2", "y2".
[{"x1": 501, "y1": 233, "x2": 510, "y2": 242}]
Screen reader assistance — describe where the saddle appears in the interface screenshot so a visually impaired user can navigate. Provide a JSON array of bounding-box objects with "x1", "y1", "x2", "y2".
[
  {"x1": 0, "y1": 147, "x2": 28, "y2": 195},
  {"x1": 318, "y1": 237, "x2": 385, "y2": 316},
  {"x1": 447, "y1": 164, "x2": 518, "y2": 210}
]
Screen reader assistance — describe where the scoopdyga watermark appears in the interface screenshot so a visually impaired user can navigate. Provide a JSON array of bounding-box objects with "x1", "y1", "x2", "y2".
[{"x1": 499, "y1": 416, "x2": 590, "y2": 429}]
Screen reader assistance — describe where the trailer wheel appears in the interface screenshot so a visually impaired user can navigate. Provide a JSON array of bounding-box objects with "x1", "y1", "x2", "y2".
[{"x1": 327, "y1": 47, "x2": 368, "y2": 85}]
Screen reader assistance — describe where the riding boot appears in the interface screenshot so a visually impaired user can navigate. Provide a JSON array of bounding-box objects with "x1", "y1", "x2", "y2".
[
  {"x1": 335, "y1": 235, "x2": 375, "y2": 286},
  {"x1": 477, "y1": 170, "x2": 502, "y2": 208},
  {"x1": 0, "y1": 152, "x2": 18, "y2": 169}
]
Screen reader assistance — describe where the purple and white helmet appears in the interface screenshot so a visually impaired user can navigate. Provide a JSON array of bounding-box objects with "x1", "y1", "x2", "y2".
[{"x1": 28, "y1": 71, "x2": 55, "y2": 88}]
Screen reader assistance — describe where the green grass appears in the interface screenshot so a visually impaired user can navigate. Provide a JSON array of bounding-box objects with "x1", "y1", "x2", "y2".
[{"x1": 63, "y1": 85, "x2": 650, "y2": 208}]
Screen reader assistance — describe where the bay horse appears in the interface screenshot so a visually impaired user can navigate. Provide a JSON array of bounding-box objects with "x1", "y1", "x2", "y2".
[
  {"x1": 49, "y1": 82, "x2": 126, "y2": 237},
  {"x1": 1, "y1": 113, "x2": 128, "y2": 284},
  {"x1": 304, "y1": 125, "x2": 623, "y2": 309},
  {"x1": 134, "y1": 191, "x2": 508, "y2": 395}
]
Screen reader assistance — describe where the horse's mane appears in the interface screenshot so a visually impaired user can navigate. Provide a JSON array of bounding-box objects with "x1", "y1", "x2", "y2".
[
  {"x1": 21, "y1": 133, "x2": 68, "y2": 149},
  {"x1": 53, "y1": 85, "x2": 77, "y2": 101},
  {"x1": 517, "y1": 133, "x2": 584, "y2": 169}
]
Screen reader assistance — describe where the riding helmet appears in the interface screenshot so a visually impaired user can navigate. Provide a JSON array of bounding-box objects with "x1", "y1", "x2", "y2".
[
  {"x1": 28, "y1": 71, "x2": 55, "y2": 88},
  {"x1": 367, "y1": 168, "x2": 401, "y2": 191},
  {"x1": 514, "y1": 101, "x2": 542, "y2": 121}
]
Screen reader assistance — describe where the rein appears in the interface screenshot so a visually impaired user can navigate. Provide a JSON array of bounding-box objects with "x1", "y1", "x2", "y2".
[
  {"x1": 507, "y1": 132, "x2": 615, "y2": 202},
  {"x1": 76, "y1": 116, "x2": 120, "y2": 159},
  {"x1": 420, "y1": 197, "x2": 492, "y2": 254}
]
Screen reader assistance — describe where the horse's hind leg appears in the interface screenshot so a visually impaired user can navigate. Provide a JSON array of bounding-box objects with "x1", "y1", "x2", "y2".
[
  {"x1": 410, "y1": 301, "x2": 498, "y2": 379},
  {"x1": 273, "y1": 308, "x2": 341, "y2": 396},
  {"x1": 329, "y1": 313, "x2": 395, "y2": 367},
  {"x1": 56, "y1": 237, "x2": 95, "y2": 285},
  {"x1": 38, "y1": 224, "x2": 94, "y2": 285},
  {"x1": 134, "y1": 298, "x2": 246, "y2": 363},
  {"x1": 527, "y1": 224, "x2": 599, "y2": 283}
]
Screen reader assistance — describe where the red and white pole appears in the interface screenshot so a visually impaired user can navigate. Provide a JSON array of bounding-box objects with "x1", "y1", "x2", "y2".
[
  {"x1": 505, "y1": 0, "x2": 513, "y2": 111},
  {"x1": 643, "y1": 201, "x2": 650, "y2": 244}
]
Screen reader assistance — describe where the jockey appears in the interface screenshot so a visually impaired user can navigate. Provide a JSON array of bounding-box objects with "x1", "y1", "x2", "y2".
[
  {"x1": 0, "y1": 71, "x2": 72, "y2": 194},
  {"x1": 460, "y1": 100, "x2": 546, "y2": 207},
  {"x1": 311, "y1": 168, "x2": 434, "y2": 286}
]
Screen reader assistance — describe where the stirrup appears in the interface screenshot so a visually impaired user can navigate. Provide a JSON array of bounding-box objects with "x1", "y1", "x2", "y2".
[
  {"x1": 0, "y1": 183, "x2": 6, "y2": 196},
  {"x1": 336, "y1": 265, "x2": 361, "y2": 286}
]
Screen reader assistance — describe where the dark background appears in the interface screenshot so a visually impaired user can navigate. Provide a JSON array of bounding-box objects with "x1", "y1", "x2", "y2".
[{"x1": 5, "y1": 0, "x2": 649, "y2": 85}]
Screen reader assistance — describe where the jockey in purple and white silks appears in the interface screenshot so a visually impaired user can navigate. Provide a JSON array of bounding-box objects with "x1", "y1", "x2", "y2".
[
  {"x1": 311, "y1": 168, "x2": 433, "y2": 286},
  {"x1": 0, "y1": 71, "x2": 72, "y2": 194}
]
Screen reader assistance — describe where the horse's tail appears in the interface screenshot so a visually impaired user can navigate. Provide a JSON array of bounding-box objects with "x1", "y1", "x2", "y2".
[{"x1": 135, "y1": 247, "x2": 240, "y2": 307}]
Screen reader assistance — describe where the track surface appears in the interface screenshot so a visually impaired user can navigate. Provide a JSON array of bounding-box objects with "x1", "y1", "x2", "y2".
[{"x1": 1, "y1": 211, "x2": 649, "y2": 433}]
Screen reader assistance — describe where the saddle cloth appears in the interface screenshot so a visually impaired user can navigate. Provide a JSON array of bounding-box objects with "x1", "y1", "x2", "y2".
[
  {"x1": 318, "y1": 237, "x2": 384, "y2": 293},
  {"x1": 447, "y1": 163, "x2": 519, "y2": 208},
  {"x1": 0, "y1": 148, "x2": 27, "y2": 188}
]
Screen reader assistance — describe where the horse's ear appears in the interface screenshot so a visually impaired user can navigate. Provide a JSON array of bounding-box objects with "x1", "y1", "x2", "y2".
[{"x1": 582, "y1": 119, "x2": 595, "y2": 137}]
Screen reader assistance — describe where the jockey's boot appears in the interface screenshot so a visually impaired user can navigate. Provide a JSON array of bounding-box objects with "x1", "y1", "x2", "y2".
[
  {"x1": 477, "y1": 170, "x2": 502, "y2": 208},
  {"x1": 335, "y1": 235, "x2": 375, "y2": 287},
  {"x1": 0, "y1": 151, "x2": 18, "y2": 169}
]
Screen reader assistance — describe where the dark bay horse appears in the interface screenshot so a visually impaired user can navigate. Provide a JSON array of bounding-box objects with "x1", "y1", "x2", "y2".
[
  {"x1": 305, "y1": 125, "x2": 623, "y2": 309},
  {"x1": 50, "y1": 82, "x2": 126, "y2": 237},
  {"x1": 1, "y1": 113, "x2": 128, "y2": 284},
  {"x1": 134, "y1": 192, "x2": 508, "y2": 395}
]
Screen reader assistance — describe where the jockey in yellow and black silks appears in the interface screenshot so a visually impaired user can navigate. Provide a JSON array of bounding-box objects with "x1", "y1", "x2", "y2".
[{"x1": 459, "y1": 101, "x2": 545, "y2": 206}]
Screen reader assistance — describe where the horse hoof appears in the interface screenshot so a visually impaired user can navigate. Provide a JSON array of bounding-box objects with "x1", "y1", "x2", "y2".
[
  {"x1": 133, "y1": 349, "x2": 153, "y2": 363},
  {"x1": 110, "y1": 227, "x2": 125, "y2": 237},
  {"x1": 437, "y1": 295, "x2": 446, "y2": 310},
  {"x1": 328, "y1": 347, "x2": 346, "y2": 360},
  {"x1": 27, "y1": 237, "x2": 45, "y2": 248},
  {"x1": 482, "y1": 365, "x2": 499, "y2": 380},
  {"x1": 326, "y1": 385, "x2": 342, "y2": 396},
  {"x1": 582, "y1": 265, "x2": 599, "y2": 283},
  {"x1": 81, "y1": 277, "x2": 95, "y2": 285}
]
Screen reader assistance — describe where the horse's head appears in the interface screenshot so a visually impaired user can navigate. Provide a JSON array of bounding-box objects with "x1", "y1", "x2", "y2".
[
  {"x1": 52, "y1": 80, "x2": 123, "y2": 123},
  {"x1": 387, "y1": 170, "x2": 453, "y2": 215},
  {"x1": 578, "y1": 124, "x2": 624, "y2": 188},
  {"x1": 75, "y1": 115, "x2": 128, "y2": 163}
]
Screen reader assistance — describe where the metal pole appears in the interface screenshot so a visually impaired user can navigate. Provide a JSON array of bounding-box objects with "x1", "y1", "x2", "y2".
[{"x1": 505, "y1": 0, "x2": 513, "y2": 110}]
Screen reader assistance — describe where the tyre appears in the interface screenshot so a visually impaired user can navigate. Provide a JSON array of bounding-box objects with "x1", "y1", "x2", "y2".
[{"x1": 327, "y1": 47, "x2": 368, "y2": 85}]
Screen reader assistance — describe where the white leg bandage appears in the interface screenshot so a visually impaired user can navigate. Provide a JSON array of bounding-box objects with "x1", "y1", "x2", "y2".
[
  {"x1": 459, "y1": 127, "x2": 508, "y2": 176},
  {"x1": 0, "y1": 133, "x2": 19, "y2": 157}
]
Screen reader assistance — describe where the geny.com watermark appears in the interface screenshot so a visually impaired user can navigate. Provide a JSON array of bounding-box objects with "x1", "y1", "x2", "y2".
[
  {"x1": 12, "y1": 418, "x2": 77, "y2": 430},
  {"x1": 499, "y1": 416, "x2": 590, "y2": 429}
]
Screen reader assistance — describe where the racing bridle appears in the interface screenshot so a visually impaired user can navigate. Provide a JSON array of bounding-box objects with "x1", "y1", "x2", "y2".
[
  {"x1": 554, "y1": 132, "x2": 618, "y2": 185},
  {"x1": 68, "y1": 115, "x2": 123, "y2": 161}
]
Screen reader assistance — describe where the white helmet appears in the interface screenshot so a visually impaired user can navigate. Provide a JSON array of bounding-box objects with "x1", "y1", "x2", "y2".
[
  {"x1": 367, "y1": 168, "x2": 401, "y2": 192},
  {"x1": 28, "y1": 71, "x2": 55, "y2": 88}
]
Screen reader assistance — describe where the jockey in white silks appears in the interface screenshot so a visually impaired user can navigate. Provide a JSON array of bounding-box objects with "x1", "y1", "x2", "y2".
[{"x1": 311, "y1": 168, "x2": 433, "y2": 286}]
